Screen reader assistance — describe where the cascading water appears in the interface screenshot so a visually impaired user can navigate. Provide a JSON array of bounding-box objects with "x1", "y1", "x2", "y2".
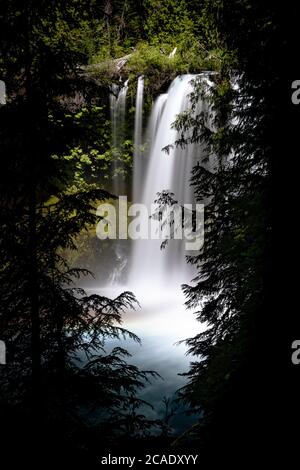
[
  {"x1": 105, "y1": 73, "x2": 214, "y2": 334},
  {"x1": 95, "y1": 74, "x2": 213, "y2": 428},
  {"x1": 129, "y1": 74, "x2": 203, "y2": 289},
  {"x1": 109, "y1": 79, "x2": 129, "y2": 195},
  {"x1": 133, "y1": 76, "x2": 144, "y2": 202},
  {"x1": 134, "y1": 76, "x2": 144, "y2": 157},
  {"x1": 133, "y1": 92, "x2": 168, "y2": 206},
  {"x1": 108, "y1": 79, "x2": 129, "y2": 284}
]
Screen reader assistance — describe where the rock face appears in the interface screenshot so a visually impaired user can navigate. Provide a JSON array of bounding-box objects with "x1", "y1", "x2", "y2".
[
  {"x1": 114, "y1": 53, "x2": 133, "y2": 71},
  {"x1": 81, "y1": 53, "x2": 134, "y2": 83}
]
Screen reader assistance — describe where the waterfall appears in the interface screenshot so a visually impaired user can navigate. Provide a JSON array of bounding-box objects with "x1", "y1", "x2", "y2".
[
  {"x1": 168, "y1": 47, "x2": 177, "y2": 58},
  {"x1": 108, "y1": 79, "x2": 129, "y2": 285},
  {"x1": 129, "y1": 74, "x2": 212, "y2": 289},
  {"x1": 109, "y1": 79, "x2": 129, "y2": 195},
  {"x1": 133, "y1": 76, "x2": 144, "y2": 202},
  {"x1": 93, "y1": 74, "x2": 212, "y2": 425},
  {"x1": 134, "y1": 76, "x2": 144, "y2": 158}
]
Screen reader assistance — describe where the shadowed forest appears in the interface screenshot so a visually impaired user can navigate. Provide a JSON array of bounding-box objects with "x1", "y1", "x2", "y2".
[{"x1": 0, "y1": 0, "x2": 300, "y2": 466}]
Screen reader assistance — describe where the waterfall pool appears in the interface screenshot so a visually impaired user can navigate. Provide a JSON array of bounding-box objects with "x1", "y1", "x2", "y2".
[{"x1": 86, "y1": 283, "x2": 204, "y2": 433}]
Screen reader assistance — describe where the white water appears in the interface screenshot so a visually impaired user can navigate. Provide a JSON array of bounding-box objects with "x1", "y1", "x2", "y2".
[
  {"x1": 133, "y1": 76, "x2": 144, "y2": 202},
  {"x1": 108, "y1": 80, "x2": 130, "y2": 284},
  {"x1": 129, "y1": 74, "x2": 202, "y2": 289},
  {"x1": 93, "y1": 75, "x2": 215, "y2": 425},
  {"x1": 109, "y1": 79, "x2": 129, "y2": 195},
  {"x1": 106, "y1": 73, "x2": 214, "y2": 343},
  {"x1": 168, "y1": 47, "x2": 177, "y2": 58}
]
